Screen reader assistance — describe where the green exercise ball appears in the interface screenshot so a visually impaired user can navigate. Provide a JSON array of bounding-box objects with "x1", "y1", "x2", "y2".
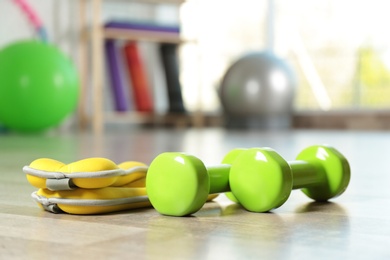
[{"x1": 0, "y1": 40, "x2": 79, "y2": 132}]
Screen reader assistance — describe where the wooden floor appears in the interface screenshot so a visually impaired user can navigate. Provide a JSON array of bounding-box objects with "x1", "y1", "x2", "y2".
[{"x1": 0, "y1": 127, "x2": 389, "y2": 259}]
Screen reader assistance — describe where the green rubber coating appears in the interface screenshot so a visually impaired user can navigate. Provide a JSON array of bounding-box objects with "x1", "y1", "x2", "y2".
[
  {"x1": 222, "y1": 148, "x2": 247, "y2": 164},
  {"x1": 295, "y1": 145, "x2": 351, "y2": 201},
  {"x1": 221, "y1": 148, "x2": 247, "y2": 203},
  {"x1": 229, "y1": 148, "x2": 292, "y2": 212},
  {"x1": 208, "y1": 165, "x2": 231, "y2": 194},
  {"x1": 146, "y1": 152, "x2": 209, "y2": 216}
]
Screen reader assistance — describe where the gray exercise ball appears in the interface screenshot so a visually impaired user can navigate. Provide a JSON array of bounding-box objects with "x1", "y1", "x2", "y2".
[{"x1": 219, "y1": 51, "x2": 297, "y2": 128}]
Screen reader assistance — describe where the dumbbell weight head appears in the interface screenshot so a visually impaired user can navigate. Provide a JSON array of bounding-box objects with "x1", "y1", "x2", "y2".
[
  {"x1": 229, "y1": 148, "x2": 293, "y2": 213},
  {"x1": 221, "y1": 148, "x2": 247, "y2": 203},
  {"x1": 146, "y1": 152, "x2": 210, "y2": 216},
  {"x1": 295, "y1": 145, "x2": 350, "y2": 201}
]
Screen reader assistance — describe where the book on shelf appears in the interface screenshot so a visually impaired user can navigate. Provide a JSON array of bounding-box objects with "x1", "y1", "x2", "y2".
[
  {"x1": 138, "y1": 42, "x2": 169, "y2": 114},
  {"x1": 104, "y1": 39, "x2": 129, "y2": 112},
  {"x1": 159, "y1": 43, "x2": 186, "y2": 113},
  {"x1": 123, "y1": 42, "x2": 154, "y2": 112}
]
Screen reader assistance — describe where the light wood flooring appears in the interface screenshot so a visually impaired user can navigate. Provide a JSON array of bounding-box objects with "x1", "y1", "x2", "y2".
[{"x1": 0, "y1": 127, "x2": 389, "y2": 259}]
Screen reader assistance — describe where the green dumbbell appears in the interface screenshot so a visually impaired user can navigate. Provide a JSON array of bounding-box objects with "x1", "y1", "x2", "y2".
[
  {"x1": 145, "y1": 148, "x2": 291, "y2": 216},
  {"x1": 146, "y1": 150, "x2": 245, "y2": 217},
  {"x1": 229, "y1": 145, "x2": 350, "y2": 212},
  {"x1": 146, "y1": 145, "x2": 350, "y2": 216}
]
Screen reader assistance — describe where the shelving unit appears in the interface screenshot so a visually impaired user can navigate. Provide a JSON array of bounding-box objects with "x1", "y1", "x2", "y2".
[
  {"x1": 78, "y1": 0, "x2": 202, "y2": 134},
  {"x1": 104, "y1": 27, "x2": 183, "y2": 43}
]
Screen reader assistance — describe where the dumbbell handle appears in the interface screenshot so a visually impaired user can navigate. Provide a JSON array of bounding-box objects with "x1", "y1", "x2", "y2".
[
  {"x1": 289, "y1": 161, "x2": 320, "y2": 189},
  {"x1": 209, "y1": 161, "x2": 319, "y2": 193},
  {"x1": 211, "y1": 160, "x2": 320, "y2": 192},
  {"x1": 207, "y1": 165, "x2": 231, "y2": 193},
  {"x1": 211, "y1": 161, "x2": 320, "y2": 192},
  {"x1": 210, "y1": 160, "x2": 320, "y2": 195}
]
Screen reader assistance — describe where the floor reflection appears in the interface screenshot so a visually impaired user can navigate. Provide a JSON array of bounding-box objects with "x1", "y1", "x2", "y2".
[{"x1": 294, "y1": 201, "x2": 349, "y2": 214}]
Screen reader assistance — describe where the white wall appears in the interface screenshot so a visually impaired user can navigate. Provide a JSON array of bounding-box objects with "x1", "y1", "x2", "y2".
[{"x1": 0, "y1": 0, "x2": 82, "y2": 67}]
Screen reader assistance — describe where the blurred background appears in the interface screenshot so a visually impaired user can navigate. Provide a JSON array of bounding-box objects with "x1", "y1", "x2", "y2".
[{"x1": 1, "y1": 0, "x2": 390, "y2": 132}]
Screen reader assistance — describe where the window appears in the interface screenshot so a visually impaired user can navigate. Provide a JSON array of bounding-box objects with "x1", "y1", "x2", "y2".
[{"x1": 180, "y1": 0, "x2": 390, "y2": 113}]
